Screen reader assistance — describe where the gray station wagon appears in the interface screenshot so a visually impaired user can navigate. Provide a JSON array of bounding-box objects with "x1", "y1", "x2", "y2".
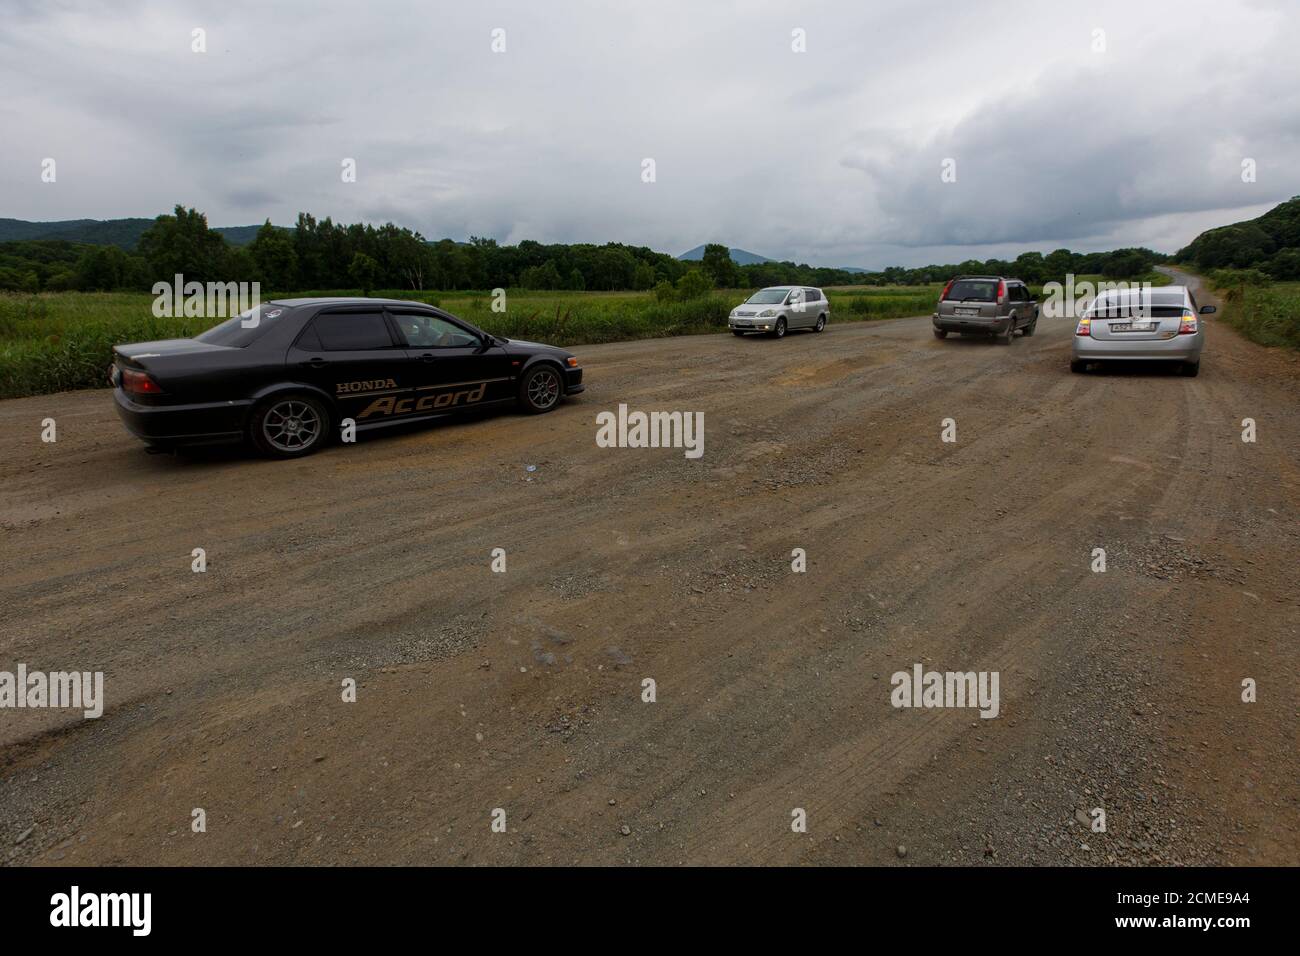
[
  {"x1": 932, "y1": 276, "x2": 1038, "y2": 344},
  {"x1": 729, "y1": 287, "x2": 829, "y2": 338}
]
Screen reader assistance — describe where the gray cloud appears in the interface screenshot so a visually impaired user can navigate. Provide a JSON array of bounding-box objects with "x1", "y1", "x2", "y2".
[{"x1": 2, "y1": 0, "x2": 1297, "y2": 267}]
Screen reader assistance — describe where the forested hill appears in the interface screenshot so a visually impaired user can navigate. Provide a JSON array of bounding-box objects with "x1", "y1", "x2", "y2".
[{"x1": 1177, "y1": 196, "x2": 1300, "y2": 278}]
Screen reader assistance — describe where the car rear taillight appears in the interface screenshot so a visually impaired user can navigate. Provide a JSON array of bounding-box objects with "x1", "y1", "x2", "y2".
[
  {"x1": 1075, "y1": 317, "x2": 1092, "y2": 337},
  {"x1": 1178, "y1": 310, "x2": 1198, "y2": 335},
  {"x1": 996, "y1": 280, "x2": 1006, "y2": 301},
  {"x1": 121, "y1": 367, "x2": 164, "y2": 395},
  {"x1": 940, "y1": 279, "x2": 955, "y2": 301}
]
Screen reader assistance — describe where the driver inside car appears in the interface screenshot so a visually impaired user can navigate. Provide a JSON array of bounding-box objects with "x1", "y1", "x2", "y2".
[{"x1": 404, "y1": 315, "x2": 456, "y2": 347}]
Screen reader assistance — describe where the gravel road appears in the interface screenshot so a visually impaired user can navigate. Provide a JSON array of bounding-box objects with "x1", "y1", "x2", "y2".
[{"x1": 2, "y1": 271, "x2": 1296, "y2": 865}]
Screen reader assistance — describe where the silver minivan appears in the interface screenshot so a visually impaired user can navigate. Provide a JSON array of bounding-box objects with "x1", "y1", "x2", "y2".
[{"x1": 729, "y1": 287, "x2": 829, "y2": 338}]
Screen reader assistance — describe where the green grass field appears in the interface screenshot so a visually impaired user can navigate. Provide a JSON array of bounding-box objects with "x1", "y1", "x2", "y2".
[
  {"x1": 0, "y1": 274, "x2": 1190, "y2": 400},
  {"x1": 1216, "y1": 281, "x2": 1300, "y2": 350},
  {"x1": 0, "y1": 286, "x2": 942, "y2": 399}
]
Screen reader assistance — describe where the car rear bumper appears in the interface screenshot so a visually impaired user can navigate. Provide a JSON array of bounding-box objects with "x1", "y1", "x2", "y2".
[
  {"x1": 1072, "y1": 335, "x2": 1203, "y2": 362},
  {"x1": 113, "y1": 389, "x2": 250, "y2": 447},
  {"x1": 933, "y1": 314, "x2": 1011, "y2": 334}
]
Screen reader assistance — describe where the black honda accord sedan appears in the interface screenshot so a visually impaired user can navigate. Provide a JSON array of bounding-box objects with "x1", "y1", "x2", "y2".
[{"x1": 110, "y1": 298, "x2": 584, "y2": 458}]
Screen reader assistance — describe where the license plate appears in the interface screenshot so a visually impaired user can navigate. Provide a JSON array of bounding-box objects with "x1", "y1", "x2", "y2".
[
  {"x1": 1110, "y1": 322, "x2": 1156, "y2": 332},
  {"x1": 955, "y1": 308, "x2": 980, "y2": 316}
]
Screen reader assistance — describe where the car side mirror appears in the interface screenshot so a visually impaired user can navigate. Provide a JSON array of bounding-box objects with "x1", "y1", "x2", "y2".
[{"x1": 1199, "y1": 305, "x2": 1216, "y2": 314}]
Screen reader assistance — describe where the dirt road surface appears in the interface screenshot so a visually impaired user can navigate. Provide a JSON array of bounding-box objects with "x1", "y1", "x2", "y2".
[{"x1": 2, "y1": 273, "x2": 1297, "y2": 865}]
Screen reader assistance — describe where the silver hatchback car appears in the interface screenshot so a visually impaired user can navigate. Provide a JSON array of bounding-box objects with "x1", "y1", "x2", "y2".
[
  {"x1": 729, "y1": 286, "x2": 829, "y2": 338},
  {"x1": 1071, "y1": 285, "x2": 1213, "y2": 376}
]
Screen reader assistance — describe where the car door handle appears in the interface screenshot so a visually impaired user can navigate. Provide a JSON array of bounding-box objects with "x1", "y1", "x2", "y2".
[
  {"x1": 419, "y1": 353, "x2": 436, "y2": 363},
  {"x1": 301, "y1": 357, "x2": 328, "y2": 367}
]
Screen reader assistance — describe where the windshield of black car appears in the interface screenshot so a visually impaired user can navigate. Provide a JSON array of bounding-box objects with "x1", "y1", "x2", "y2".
[
  {"x1": 194, "y1": 305, "x2": 292, "y2": 346},
  {"x1": 746, "y1": 290, "x2": 790, "y2": 304},
  {"x1": 945, "y1": 280, "x2": 998, "y2": 302}
]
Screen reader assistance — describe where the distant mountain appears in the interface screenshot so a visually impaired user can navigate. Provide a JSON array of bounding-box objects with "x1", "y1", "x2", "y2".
[
  {"x1": 678, "y1": 244, "x2": 773, "y2": 266},
  {"x1": 215, "y1": 225, "x2": 266, "y2": 246},
  {"x1": 0, "y1": 217, "x2": 270, "y2": 250}
]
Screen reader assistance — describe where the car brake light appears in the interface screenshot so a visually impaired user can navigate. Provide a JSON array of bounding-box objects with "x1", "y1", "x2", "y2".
[
  {"x1": 996, "y1": 280, "x2": 1006, "y2": 301},
  {"x1": 1178, "y1": 310, "x2": 1198, "y2": 335},
  {"x1": 121, "y1": 367, "x2": 164, "y2": 394},
  {"x1": 1075, "y1": 317, "x2": 1092, "y2": 336},
  {"x1": 940, "y1": 279, "x2": 955, "y2": 301}
]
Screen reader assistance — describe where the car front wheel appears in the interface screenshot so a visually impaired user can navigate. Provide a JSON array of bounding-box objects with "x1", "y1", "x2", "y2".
[
  {"x1": 250, "y1": 393, "x2": 331, "y2": 459},
  {"x1": 770, "y1": 317, "x2": 787, "y2": 339},
  {"x1": 519, "y1": 363, "x2": 563, "y2": 413}
]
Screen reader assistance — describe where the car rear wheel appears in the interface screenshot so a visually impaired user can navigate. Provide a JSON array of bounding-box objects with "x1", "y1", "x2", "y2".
[
  {"x1": 519, "y1": 363, "x2": 563, "y2": 413},
  {"x1": 814, "y1": 314, "x2": 826, "y2": 333},
  {"x1": 933, "y1": 329, "x2": 948, "y2": 339},
  {"x1": 770, "y1": 317, "x2": 787, "y2": 339},
  {"x1": 1070, "y1": 360, "x2": 1087, "y2": 374},
  {"x1": 250, "y1": 393, "x2": 330, "y2": 459},
  {"x1": 1180, "y1": 361, "x2": 1200, "y2": 377}
]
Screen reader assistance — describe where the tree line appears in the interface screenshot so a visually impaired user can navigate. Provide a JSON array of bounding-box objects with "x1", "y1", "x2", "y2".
[{"x1": 0, "y1": 204, "x2": 1173, "y2": 295}]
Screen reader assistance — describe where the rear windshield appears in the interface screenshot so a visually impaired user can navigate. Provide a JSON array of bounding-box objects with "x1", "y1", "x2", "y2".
[
  {"x1": 195, "y1": 304, "x2": 292, "y2": 347},
  {"x1": 1088, "y1": 291, "x2": 1186, "y2": 318},
  {"x1": 944, "y1": 279, "x2": 998, "y2": 302},
  {"x1": 746, "y1": 289, "x2": 790, "y2": 304}
]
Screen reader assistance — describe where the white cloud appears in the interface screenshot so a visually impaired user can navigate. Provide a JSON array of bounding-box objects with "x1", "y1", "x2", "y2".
[{"x1": 1, "y1": 0, "x2": 1297, "y2": 267}]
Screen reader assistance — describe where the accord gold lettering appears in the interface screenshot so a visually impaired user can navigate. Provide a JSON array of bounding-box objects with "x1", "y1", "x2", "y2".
[{"x1": 357, "y1": 383, "x2": 486, "y2": 419}]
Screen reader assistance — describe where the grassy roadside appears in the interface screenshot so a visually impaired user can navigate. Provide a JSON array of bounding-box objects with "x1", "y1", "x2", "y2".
[
  {"x1": 1206, "y1": 278, "x2": 1300, "y2": 351},
  {"x1": 1166, "y1": 263, "x2": 1300, "y2": 350},
  {"x1": 0, "y1": 286, "x2": 940, "y2": 399}
]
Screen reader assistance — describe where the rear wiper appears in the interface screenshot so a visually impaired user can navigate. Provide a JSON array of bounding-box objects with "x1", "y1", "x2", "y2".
[{"x1": 959, "y1": 296, "x2": 988, "y2": 303}]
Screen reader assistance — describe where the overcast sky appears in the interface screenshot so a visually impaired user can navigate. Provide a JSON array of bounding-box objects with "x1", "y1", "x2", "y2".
[{"x1": 2, "y1": 0, "x2": 1298, "y2": 268}]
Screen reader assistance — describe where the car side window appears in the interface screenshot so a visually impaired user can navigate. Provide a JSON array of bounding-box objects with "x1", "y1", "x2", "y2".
[
  {"x1": 394, "y1": 313, "x2": 479, "y2": 348},
  {"x1": 311, "y1": 312, "x2": 395, "y2": 350},
  {"x1": 786, "y1": 289, "x2": 804, "y2": 305},
  {"x1": 295, "y1": 322, "x2": 323, "y2": 351},
  {"x1": 806, "y1": 289, "x2": 821, "y2": 302}
]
